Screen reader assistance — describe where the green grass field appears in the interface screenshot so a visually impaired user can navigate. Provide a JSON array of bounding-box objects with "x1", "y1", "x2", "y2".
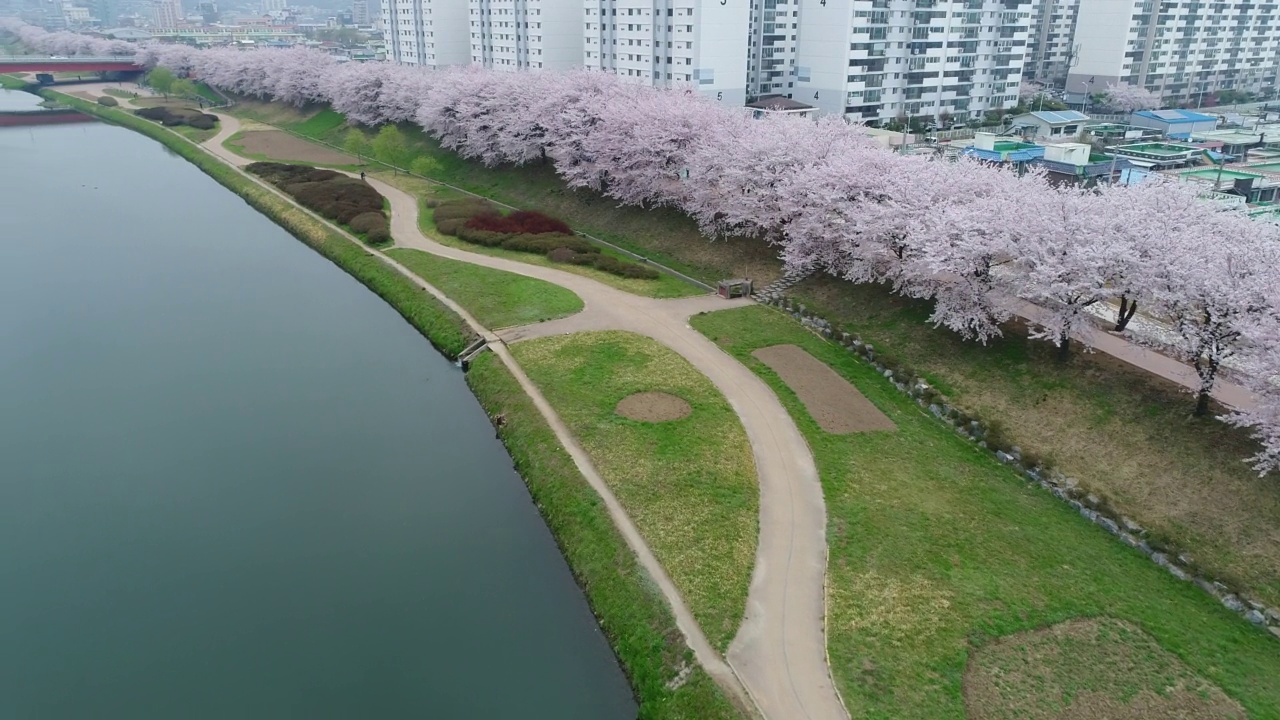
[
  {"x1": 691, "y1": 305, "x2": 1280, "y2": 719},
  {"x1": 386, "y1": 248, "x2": 583, "y2": 329},
  {"x1": 465, "y1": 353, "x2": 745, "y2": 720},
  {"x1": 511, "y1": 332, "x2": 758, "y2": 651}
]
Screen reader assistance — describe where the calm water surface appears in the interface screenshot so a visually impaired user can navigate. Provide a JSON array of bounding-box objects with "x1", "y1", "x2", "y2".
[
  {"x1": 0, "y1": 87, "x2": 46, "y2": 110},
  {"x1": 0, "y1": 119, "x2": 636, "y2": 719}
]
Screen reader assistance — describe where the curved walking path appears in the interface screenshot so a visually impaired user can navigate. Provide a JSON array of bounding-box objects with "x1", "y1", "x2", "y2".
[{"x1": 187, "y1": 111, "x2": 847, "y2": 720}]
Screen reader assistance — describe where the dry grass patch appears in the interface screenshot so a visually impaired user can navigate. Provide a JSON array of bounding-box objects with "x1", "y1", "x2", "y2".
[
  {"x1": 616, "y1": 391, "x2": 692, "y2": 422},
  {"x1": 965, "y1": 618, "x2": 1246, "y2": 720},
  {"x1": 228, "y1": 130, "x2": 358, "y2": 166},
  {"x1": 753, "y1": 344, "x2": 895, "y2": 434},
  {"x1": 512, "y1": 331, "x2": 758, "y2": 650}
]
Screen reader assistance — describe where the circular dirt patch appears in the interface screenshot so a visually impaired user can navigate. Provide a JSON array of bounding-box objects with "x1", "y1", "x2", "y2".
[{"x1": 615, "y1": 392, "x2": 691, "y2": 422}]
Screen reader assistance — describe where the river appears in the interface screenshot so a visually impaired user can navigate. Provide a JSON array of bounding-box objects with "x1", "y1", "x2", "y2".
[{"x1": 0, "y1": 110, "x2": 637, "y2": 718}]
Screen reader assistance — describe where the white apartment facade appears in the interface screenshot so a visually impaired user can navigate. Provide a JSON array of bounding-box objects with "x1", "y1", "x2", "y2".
[
  {"x1": 582, "y1": 0, "x2": 751, "y2": 106},
  {"x1": 383, "y1": 0, "x2": 470, "y2": 66},
  {"x1": 748, "y1": 0, "x2": 799, "y2": 98},
  {"x1": 1067, "y1": 0, "x2": 1280, "y2": 103},
  {"x1": 151, "y1": 0, "x2": 182, "y2": 29},
  {"x1": 469, "y1": 0, "x2": 582, "y2": 70},
  {"x1": 794, "y1": 0, "x2": 1034, "y2": 125},
  {"x1": 1025, "y1": 0, "x2": 1077, "y2": 85}
]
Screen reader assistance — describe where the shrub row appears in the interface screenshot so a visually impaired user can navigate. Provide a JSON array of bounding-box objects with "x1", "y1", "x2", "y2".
[
  {"x1": 433, "y1": 200, "x2": 658, "y2": 280},
  {"x1": 466, "y1": 210, "x2": 572, "y2": 235},
  {"x1": 247, "y1": 162, "x2": 389, "y2": 245},
  {"x1": 133, "y1": 105, "x2": 218, "y2": 130}
]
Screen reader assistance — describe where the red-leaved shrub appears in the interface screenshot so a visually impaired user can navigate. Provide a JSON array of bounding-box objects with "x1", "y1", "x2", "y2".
[{"x1": 464, "y1": 210, "x2": 572, "y2": 235}]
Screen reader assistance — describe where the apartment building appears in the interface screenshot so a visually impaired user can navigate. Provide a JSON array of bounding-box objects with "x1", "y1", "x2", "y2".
[
  {"x1": 582, "y1": 0, "x2": 751, "y2": 105},
  {"x1": 469, "y1": 0, "x2": 582, "y2": 70},
  {"x1": 151, "y1": 0, "x2": 182, "y2": 29},
  {"x1": 1067, "y1": 0, "x2": 1280, "y2": 103},
  {"x1": 794, "y1": 0, "x2": 1034, "y2": 125},
  {"x1": 1025, "y1": 0, "x2": 1077, "y2": 85},
  {"x1": 748, "y1": 0, "x2": 799, "y2": 97},
  {"x1": 382, "y1": 0, "x2": 469, "y2": 66}
]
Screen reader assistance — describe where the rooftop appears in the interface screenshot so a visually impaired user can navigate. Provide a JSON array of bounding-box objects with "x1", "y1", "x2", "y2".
[
  {"x1": 1109, "y1": 142, "x2": 1203, "y2": 157},
  {"x1": 1133, "y1": 109, "x2": 1218, "y2": 123},
  {"x1": 1180, "y1": 168, "x2": 1263, "y2": 181},
  {"x1": 1022, "y1": 110, "x2": 1089, "y2": 124}
]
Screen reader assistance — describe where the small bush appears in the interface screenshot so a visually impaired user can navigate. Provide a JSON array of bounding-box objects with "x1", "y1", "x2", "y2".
[
  {"x1": 546, "y1": 247, "x2": 578, "y2": 263},
  {"x1": 186, "y1": 114, "x2": 217, "y2": 130},
  {"x1": 433, "y1": 198, "x2": 499, "y2": 224},
  {"x1": 501, "y1": 233, "x2": 596, "y2": 255},
  {"x1": 436, "y1": 217, "x2": 467, "y2": 236},
  {"x1": 96, "y1": 95, "x2": 118, "y2": 107},
  {"x1": 133, "y1": 106, "x2": 168, "y2": 121},
  {"x1": 364, "y1": 225, "x2": 390, "y2": 245},
  {"x1": 349, "y1": 211, "x2": 387, "y2": 235}
]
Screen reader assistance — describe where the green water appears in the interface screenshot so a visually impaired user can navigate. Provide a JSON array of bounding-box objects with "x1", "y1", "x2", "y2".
[{"x1": 0, "y1": 120, "x2": 636, "y2": 719}]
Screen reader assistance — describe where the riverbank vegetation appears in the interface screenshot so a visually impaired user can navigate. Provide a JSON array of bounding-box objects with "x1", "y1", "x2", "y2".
[
  {"x1": 690, "y1": 305, "x2": 1280, "y2": 719},
  {"x1": 431, "y1": 199, "x2": 660, "y2": 281},
  {"x1": 41, "y1": 89, "x2": 472, "y2": 359},
  {"x1": 510, "y1": 331, "x2": 758, "y2": 651},
  {"x1": 385, "y1": 249, "x2": 583, "y2": 329},
  {"x1": 222, "y1": 98, "x2": 1280, "y2": 612},
  {"x1": 247, "y1": 162, "x2": 390, "y2": 246},
  {"x1": 465, "y1": 353, "x2": 745, "y2": 719}
]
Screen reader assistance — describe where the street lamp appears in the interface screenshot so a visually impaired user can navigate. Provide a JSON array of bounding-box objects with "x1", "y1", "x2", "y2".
[{"x1": 1081, "y1": 76, "x2": 1095, "y2": 115}]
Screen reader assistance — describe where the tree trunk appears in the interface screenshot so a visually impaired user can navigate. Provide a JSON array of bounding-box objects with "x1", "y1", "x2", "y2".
[
  {"x1": 1114, "y1": 296, "x2": 1138, "y2": 331},
  {"x1": 1195, "y1": 389, "x2": 1211, "y2": 417},
  {"x1": 1057, "y1": 332, "x2": 1071, "y2": 361}
]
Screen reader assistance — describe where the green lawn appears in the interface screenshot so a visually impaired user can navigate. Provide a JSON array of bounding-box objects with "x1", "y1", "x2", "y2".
[
  {"x1": 169, "y1": 123, "x2": 217, "y2": 144},
  {"x1": 386, "y1": 248, "x2": 583, "y2": 329},
  {"x1": 465, "y1": 354, "x2": 745, "y2": 719},
  {"x1": 690, "y1": 305, "x2": 1280, "y2": 720},
  {"x1": 511, "y1": 331, "x2": 758, "y2": 651}
]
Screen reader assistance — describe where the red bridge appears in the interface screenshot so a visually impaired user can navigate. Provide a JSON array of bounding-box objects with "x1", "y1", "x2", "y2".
[{"x1": 0, "y1": 56, "x2": 144, "y2": 73}]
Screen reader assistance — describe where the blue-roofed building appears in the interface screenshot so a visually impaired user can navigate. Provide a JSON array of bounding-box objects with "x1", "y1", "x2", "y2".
[
  {"x1": 1128, "y1": 109, "x2": 1219, "y2": 138},
  {"x1": 1008, "y1": 110, "x2": 1090, "y2": 140},
  {"x1": 961, "y1": 132, "x2": 1046, "y2": 165}
]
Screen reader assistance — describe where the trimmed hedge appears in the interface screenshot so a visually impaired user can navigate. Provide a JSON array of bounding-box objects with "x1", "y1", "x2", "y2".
[
  {"x1": 248, "y1": 162, "x2": 389, "y2": 240},
  {"x1": 132, "y1": 105, "x2": 218, "y2": 130},
  {"x1": 433, "y1": 200, "x2": 658, "y2": 279},
  {"x1": 466, "y1": 210, "x2": 572, "y2": 235},
  {"x1": 96, "y1": 95, "x2": 118, "y2": 107}
]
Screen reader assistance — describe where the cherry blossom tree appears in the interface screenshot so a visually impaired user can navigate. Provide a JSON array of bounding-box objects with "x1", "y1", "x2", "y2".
[
  {"x1": 1103, "y1": 83, "x2": 1163, "y2": 112},
  {"x1": 1148, "y1": 215, "x2": 1280, "y2": 416},
  {"x1": 1225, "y1": 315, "x2": 1280, "y2": 474}
]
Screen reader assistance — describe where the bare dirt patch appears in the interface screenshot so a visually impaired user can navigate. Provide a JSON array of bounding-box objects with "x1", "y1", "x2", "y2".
[
  {"x1": 964, "y1": 617, "x2": 1245, "y2": 720},
  {"x1": 752, "y1": 344, "x2": 894, "y2": 433},
  {"x1": 232, "y1": 130, "x2": 356, "y2": 166},
  {"x1": 615, "y1": 391, "x2": 691, "y2": 422}
]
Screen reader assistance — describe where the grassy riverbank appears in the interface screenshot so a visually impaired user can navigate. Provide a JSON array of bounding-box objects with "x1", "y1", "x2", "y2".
[
  {"x1": 692, "y1": 305, "x2": 1280, "y2": 719},
  {"x1": 510, "y1": 332, "x2": 758, "y2": 651},
  {"x1": 225, "y1": 98, "x2": 1280, "y2": 611},
  {"x1": 39, "y1": 88, "x2": 473, "y2": 359},
  {"x1": 465, "y1": 353, "x2": 745, "y2": 719}
]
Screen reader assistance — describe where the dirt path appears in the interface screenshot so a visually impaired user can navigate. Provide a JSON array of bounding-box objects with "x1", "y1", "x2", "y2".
[{"x1": 199, "y1": 116, "x2": 848, "y2": 720}]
